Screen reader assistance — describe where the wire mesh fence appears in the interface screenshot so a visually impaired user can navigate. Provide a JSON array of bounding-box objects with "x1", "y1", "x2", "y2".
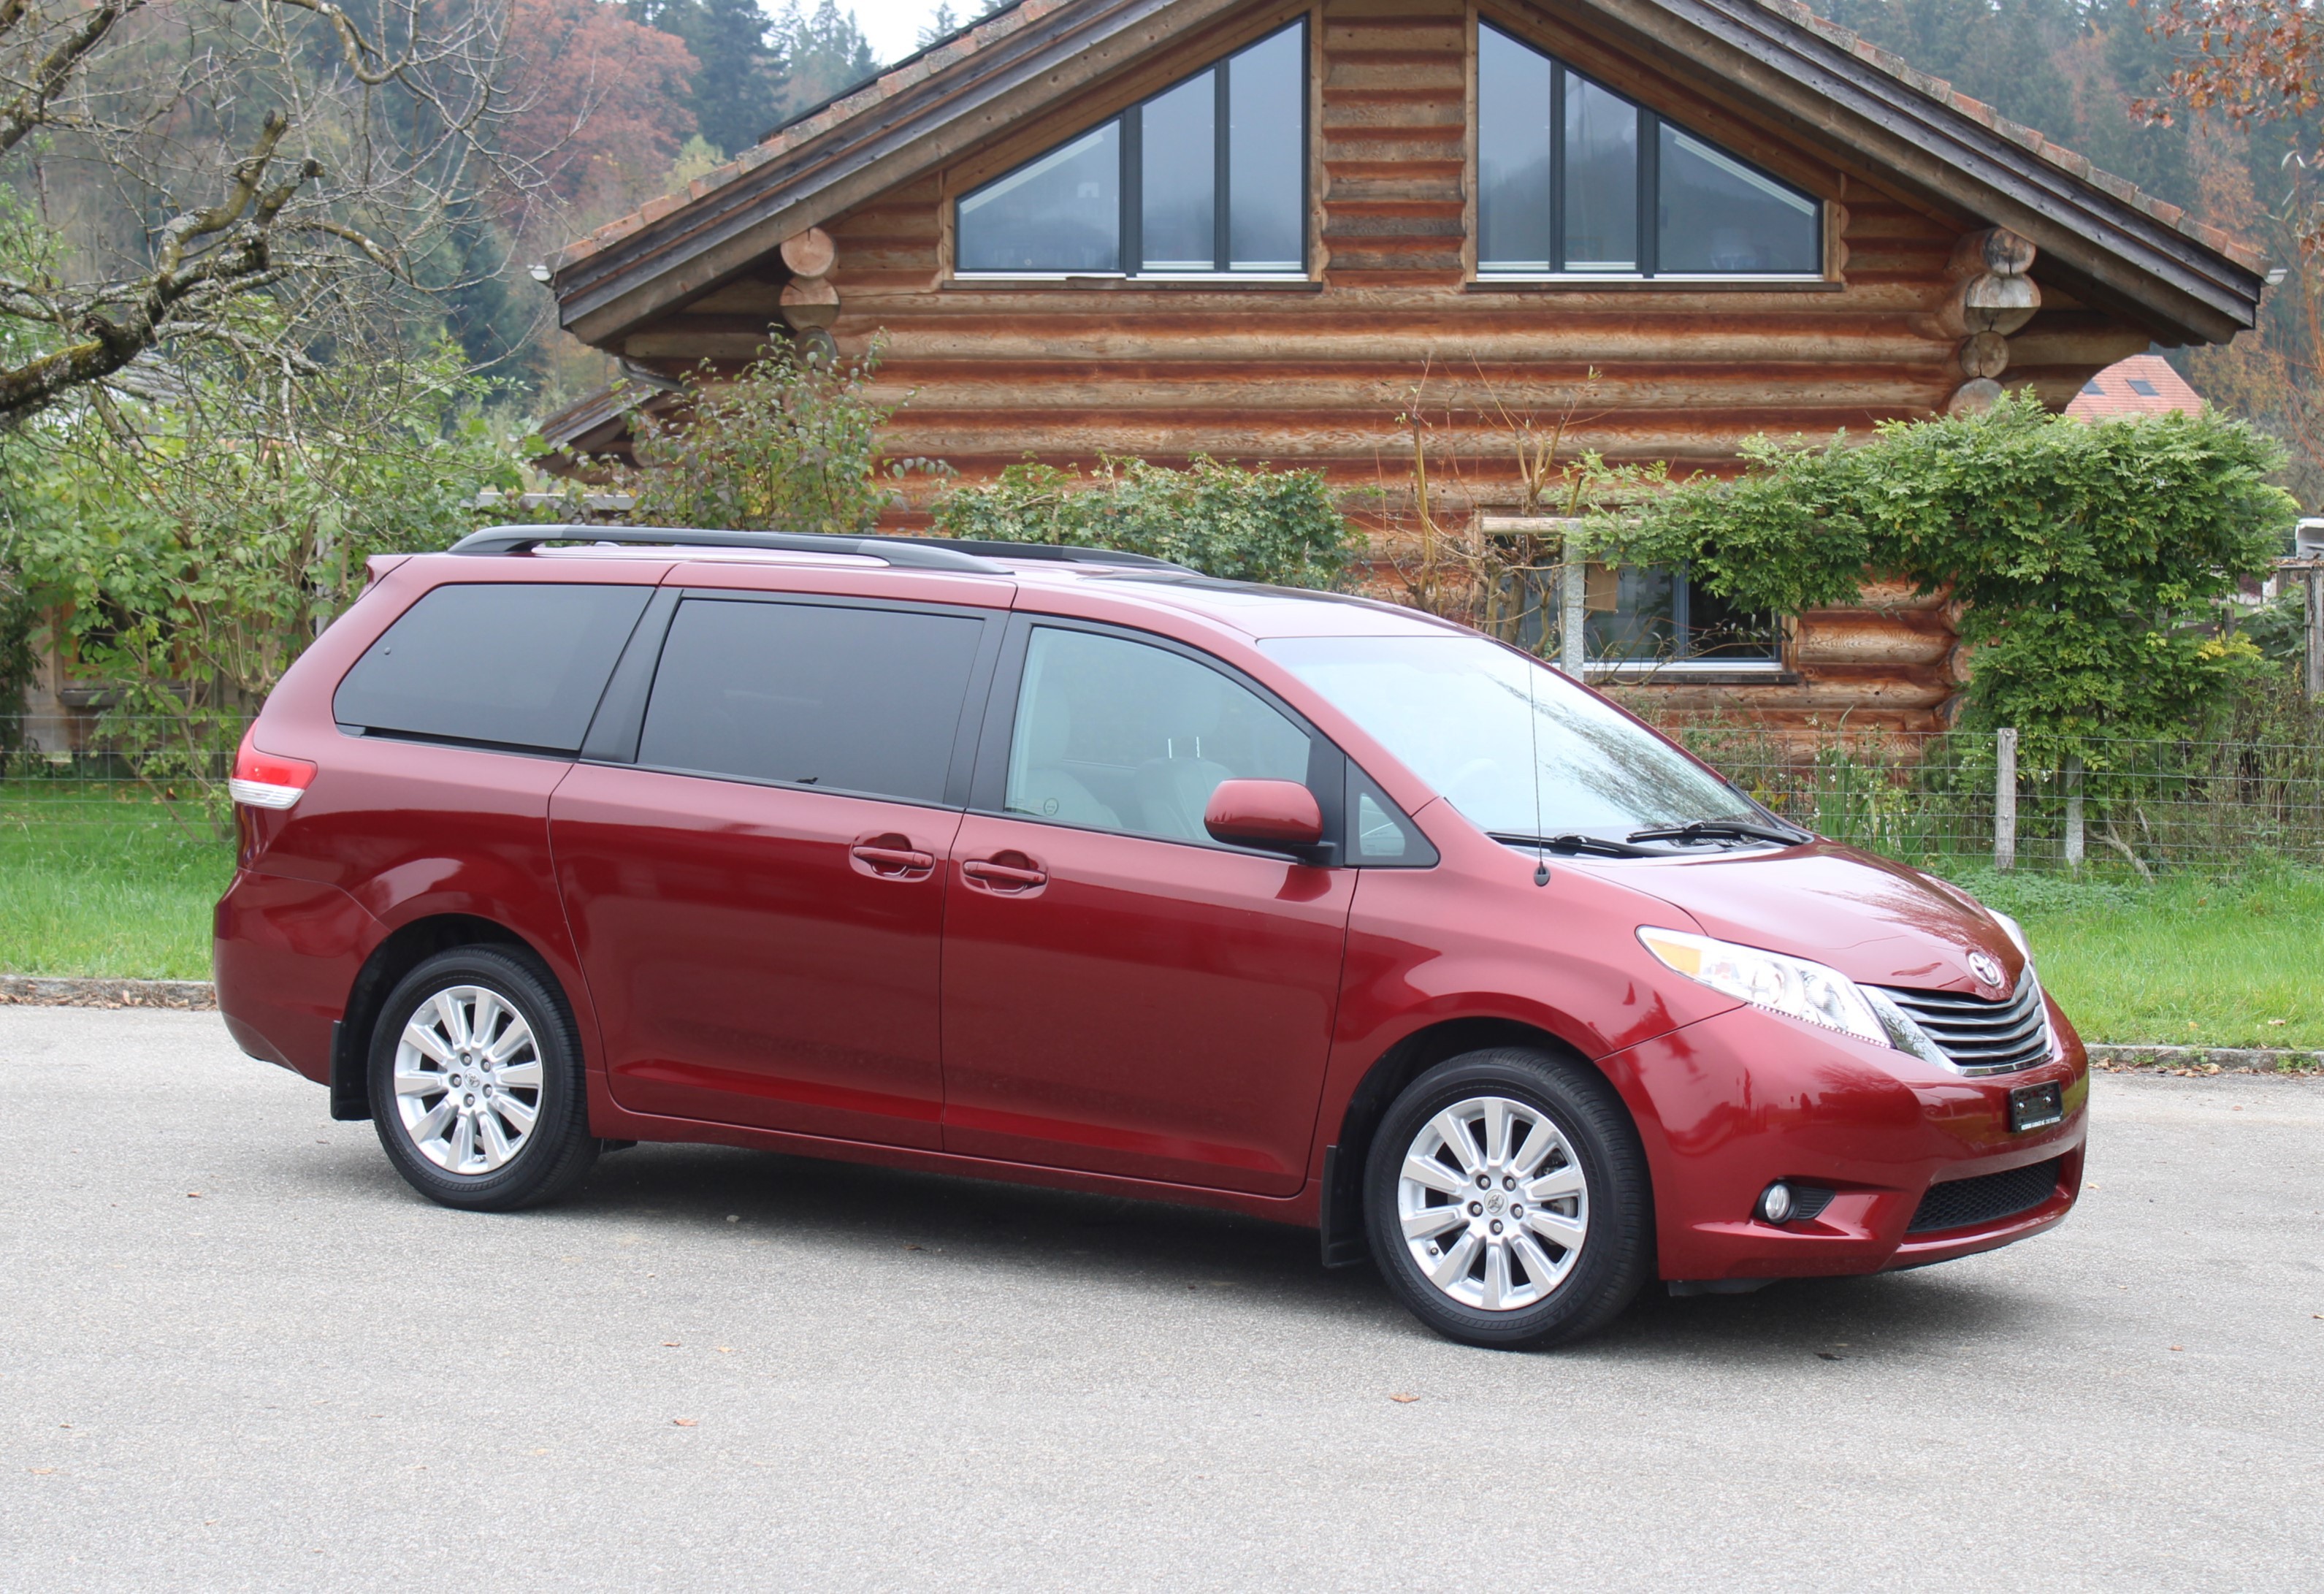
[
  {"x1": 4, "y1": 711, "x2": 2321, "y2": 878},
  {"x1": 1, "y1": 714, "x2": 245, "y2": 847},
  {"x1": 1657, "y1": 720, "x2": 2324, "y2": 879}
]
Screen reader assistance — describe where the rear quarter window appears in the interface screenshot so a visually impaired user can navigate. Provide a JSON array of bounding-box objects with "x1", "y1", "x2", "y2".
[{"x1": 332, "y1": 582, "x2": 653, "y2": 753}]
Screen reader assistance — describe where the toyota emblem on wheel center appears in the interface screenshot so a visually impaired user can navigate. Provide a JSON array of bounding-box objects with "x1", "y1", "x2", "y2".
[{"x1": 1967, "y1": 950, "x2": 2006, "y2": 988}]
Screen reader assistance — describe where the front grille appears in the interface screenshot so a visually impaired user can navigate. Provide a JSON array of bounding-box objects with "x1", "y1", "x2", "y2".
[
  {"x1": 1906, "y1": 1157, "x2": 2063, "y2": 1234},
  {"x1": 1873, "y1": 978, "x2": 2052, "y2": 1076}
]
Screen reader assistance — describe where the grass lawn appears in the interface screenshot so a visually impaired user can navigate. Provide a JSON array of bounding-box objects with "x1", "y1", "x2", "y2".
[
  {"x1": 1, "y1": 792, "x2": 2315, "y2": 1048},
  {"x1": 0, "y1": 789, "x2": 231, "y2": 980},
  {"x1": 1940, "y1": 866, "x2": 2324, "y2": 1051}
]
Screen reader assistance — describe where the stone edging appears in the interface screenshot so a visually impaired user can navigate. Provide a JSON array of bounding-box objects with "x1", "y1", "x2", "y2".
[
  {"x1": 0, "y1": 976, "x2": 217, "y2": 1010},
  {"x1": 0, "y1": 979, "x2": 2317, "y2": 1072}
]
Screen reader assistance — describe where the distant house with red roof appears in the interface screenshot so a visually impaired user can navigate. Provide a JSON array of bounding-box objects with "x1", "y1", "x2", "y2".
[{"x1": 2064, "y1": 354, "x2": 2203, "y2": 420}]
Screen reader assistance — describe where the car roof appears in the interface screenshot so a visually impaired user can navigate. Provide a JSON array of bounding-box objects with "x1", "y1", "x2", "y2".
[{"x1": 429, "y1": 527, "x2": 1467, "y2": 642}]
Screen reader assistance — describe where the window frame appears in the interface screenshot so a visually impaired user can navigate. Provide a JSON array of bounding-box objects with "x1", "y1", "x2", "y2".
[
  {"x1": 1469, "y1": 15, "x2": 1828, "y2": 286},
  {"x1": 1580, "y1": 562, "x2": 1786, "y2": 675},
  {"x1": 949, "y1": 15, "x2": 1313, "y2": 283},
  {"x1": 331, "y1": 579, "x2": 659, "y2": 759},
  {"x1": 588, "y1": 589, "x2": 1007, "y2": 812},
  {"x1": 966, "y1": 612, "x2": 1434, "y2": 866}
]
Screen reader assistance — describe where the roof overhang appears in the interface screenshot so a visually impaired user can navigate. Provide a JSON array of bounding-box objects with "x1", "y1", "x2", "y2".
[{"x1": 549, "y1": 0, "x2": 2264, "y2": 348}]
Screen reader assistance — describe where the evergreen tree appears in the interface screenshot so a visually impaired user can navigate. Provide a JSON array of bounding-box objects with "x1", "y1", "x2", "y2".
[
  {"x1": 633, "y1": 0, "x2": 788, "y2": 157},
  {"x1": 775, "y1": 0, "x2": 881, "y2": 120}
]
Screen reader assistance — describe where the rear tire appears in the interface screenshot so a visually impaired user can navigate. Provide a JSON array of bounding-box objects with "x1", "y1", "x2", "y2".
[
  {"x1": 1363, "y1": 1046, "x2": 1651, "y2": 1349},
  {"x1": 367, "y1": 945, "x2": 597, "y2": 1212}
]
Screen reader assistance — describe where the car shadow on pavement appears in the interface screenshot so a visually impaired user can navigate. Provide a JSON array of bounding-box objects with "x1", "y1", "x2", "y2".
[{"x1": 317, "y1": 1133, "x2": 2054, "y2": 1360}]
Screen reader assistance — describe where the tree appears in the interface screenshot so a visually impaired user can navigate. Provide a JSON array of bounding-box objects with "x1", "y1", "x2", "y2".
[
  {"x1": 2133, "y1": 0, "x2": 2324, "y2": 508},
  {"x1": 505, "y1": 0, "x2": 701, "y2": 212},
  {"x1": 773, "y1": 0, "x2": 878, "y2": 121},
  {"x1": 0, "y1": 0, "x2": 519, "y2": 424},
  {"x1": 627, "y1": 0, "x2": 779, "y2": 160}
]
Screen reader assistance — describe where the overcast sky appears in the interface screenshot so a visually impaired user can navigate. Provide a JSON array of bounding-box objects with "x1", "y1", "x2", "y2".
[{"x1": 845, "y1": 0, "x2": 966, "y2": 65}]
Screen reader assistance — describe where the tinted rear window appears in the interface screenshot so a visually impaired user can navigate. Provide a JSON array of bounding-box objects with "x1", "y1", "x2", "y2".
[
  {"x1": 637, "y1": 599, "x2": 984, "y2": 804},
  {"x1": 332, "y1": 583, "x2": 651, "y2": 753}
]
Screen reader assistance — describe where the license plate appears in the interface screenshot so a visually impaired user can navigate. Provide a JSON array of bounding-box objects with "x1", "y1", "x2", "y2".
[{"x1": 2009, "y1": 1081, "x2": 2063, "y2": 1132}]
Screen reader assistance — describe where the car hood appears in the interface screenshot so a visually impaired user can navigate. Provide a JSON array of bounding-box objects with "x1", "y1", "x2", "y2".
[{"x1": 1598, "y1": 842, "x2": 2027, "y2": 997}]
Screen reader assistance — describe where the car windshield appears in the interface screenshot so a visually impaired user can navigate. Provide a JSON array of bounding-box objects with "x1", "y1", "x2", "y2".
[{"x1": 1262, "y1": 633, "x2": 1762, "y2": 840}]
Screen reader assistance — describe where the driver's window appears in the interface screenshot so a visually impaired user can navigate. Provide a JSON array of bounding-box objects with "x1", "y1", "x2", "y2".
[{"x1": 1005, "y1": 627, "x2": 1311, "y2": 842}]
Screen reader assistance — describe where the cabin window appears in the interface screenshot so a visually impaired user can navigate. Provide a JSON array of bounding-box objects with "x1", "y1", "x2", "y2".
[
  {"x1": 1476, "y1": 23, "x2": 1819, "y2": 278},
  {"x1": 956, "y1": 20, "x2": 1307, "y2": 276},
  {"x1": 1586, "y1": 564, "x2": 1779, "y2": 667}
]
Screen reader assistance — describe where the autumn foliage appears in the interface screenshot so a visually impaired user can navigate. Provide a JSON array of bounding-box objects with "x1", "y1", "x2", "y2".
[{"x1": 500, "y1": 0, "x2": 701, "y2": 213}]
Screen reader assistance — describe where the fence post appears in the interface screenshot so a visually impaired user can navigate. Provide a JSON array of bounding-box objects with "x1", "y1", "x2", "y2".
[
  {"x1": 2307, "y1": 565, "x2": 2323, "y2": 703},
  {"x1": 2063, "y1": 752, "x2": 2085, "y2": 869},
  {"x1": 1993, "y1": 727, "x2": 2017, "y2": 872},
  {"x1": 1559, "y1": 528, "x2": 1587, "y2": 680}
]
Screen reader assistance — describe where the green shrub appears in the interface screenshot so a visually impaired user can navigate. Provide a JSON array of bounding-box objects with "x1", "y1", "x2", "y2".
[
  {"x1": 931, "y1": 454, "x2": 1360, "y2": 588},
  {"x1": 618, "y1": 337, "x2": 947, "y2": 536},
  {"x1": 1614, "y1": 394, "x2": 2299, "y2": 765}
]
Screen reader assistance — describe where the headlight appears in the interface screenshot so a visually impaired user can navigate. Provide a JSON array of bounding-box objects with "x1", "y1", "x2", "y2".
[{"x1": 1637, "y1": 926, "x2": 1888, "y2": 1047}]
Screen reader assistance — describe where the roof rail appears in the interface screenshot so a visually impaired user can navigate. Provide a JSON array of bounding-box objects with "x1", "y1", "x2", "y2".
[
  {"x1": 448, "y1": 525, "x2": 1011, "y2": 573},
  {"x1": 448, "y1": 524, "x2": 1195, "y2": 573}
]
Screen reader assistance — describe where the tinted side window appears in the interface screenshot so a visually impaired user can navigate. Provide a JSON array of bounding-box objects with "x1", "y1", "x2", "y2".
[
  {"x1": 333, "y1": 583, "x2": 651, "y2": 753},
  {"x1": 1004, "y1": 626, "x2": 1312, "y2": 843},
  {"x1": 638, "y1": 599, "x2": 984, "y2": 804}
]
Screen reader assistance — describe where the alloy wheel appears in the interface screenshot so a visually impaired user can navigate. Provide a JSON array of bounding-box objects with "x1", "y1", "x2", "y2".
[
  {"x1": 1395, "y1": 1094, "x2": 1589, "y2": 1311},
  {"x1": 391, "y1": 985, "x2": 545, "y2": 1175}
]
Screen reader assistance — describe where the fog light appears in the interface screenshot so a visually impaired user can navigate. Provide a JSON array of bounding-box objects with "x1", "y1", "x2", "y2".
[{"x1": 1757, "y1": 1183, "x2": 1796, "y2": 1224}]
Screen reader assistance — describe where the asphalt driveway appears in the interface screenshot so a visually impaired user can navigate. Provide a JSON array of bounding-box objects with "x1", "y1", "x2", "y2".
[{"x1": 2, "y1": 1007, "x2": 2318, "y2": 1591}]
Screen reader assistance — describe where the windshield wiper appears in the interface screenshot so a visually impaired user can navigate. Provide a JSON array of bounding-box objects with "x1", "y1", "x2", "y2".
[
  {"x1": 1625, "y1": 818, "x2": 1811, "y2": 848},
  {"x1": 1491, "y1": 831, "x2": 1660, "y2": 858}
]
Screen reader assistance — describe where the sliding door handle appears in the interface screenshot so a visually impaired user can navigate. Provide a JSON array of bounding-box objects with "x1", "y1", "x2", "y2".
[
  {"x1": 849, "y1": 837, "x2": 936, "y2": 879},
  {"x1": 961, "y1": 857, "x2": 1047, "y2": 891}
]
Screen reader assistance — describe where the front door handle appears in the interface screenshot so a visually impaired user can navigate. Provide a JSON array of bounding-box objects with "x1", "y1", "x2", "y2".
[
  {"x1": 850, "y1": 836, "x2": 936, "y2": 879},
  {"x1": 961, "y1": 857, "x2": 1047, "y2": 891}
]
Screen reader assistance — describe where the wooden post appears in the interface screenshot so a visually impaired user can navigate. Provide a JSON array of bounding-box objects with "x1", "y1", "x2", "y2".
[
  {"x1": 2307, "y1": 565, "x2": 2323, "y2": 703},
  {"x1": 1993, "y1": 728, "x2": 2017, "y2": 873},
  {"x1": 1560, "y1": 529, "x2": 1586, "y2": 680},
  {"x1": 2063, "y1": 752, "x2": 2085, "y2": 869}
]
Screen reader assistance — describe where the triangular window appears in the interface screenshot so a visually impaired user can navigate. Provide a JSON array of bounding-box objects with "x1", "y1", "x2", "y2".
[
  {"x1": 957, "y1": 20, "x2": 1308, "y2": 277},
  {"x1": 1477, "y1": 23, "x2": 1820, "y2": 278}
]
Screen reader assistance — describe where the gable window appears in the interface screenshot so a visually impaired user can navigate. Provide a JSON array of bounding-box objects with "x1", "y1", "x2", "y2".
[
  {"x1": 1476, "y1": 22, "x2": 1820, "y2": 278},
  {"x1": 956, "y1": 20, "x2": 1307, "y2": 277}
]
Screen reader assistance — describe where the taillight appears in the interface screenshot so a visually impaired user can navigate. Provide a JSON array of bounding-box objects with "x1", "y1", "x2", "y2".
[{"x1": 229, "y1": 725, "x2": 317, "y2": 810}]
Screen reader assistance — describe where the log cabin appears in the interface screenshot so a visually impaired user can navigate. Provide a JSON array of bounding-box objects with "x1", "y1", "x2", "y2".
[{"x1": 539, "y1": 0, "x2": 2268, "y2": 730}]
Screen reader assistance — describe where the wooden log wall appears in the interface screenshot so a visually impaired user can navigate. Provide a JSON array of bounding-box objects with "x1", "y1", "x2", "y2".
[{"x1": 611, "y1": 0, "x2": 2162, "y2": 731}]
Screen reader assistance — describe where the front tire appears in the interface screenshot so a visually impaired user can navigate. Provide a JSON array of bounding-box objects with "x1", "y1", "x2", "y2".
[
  {"x1": 367, "y1": 945, "x2": 597, "y2": 1212},
  {"x1": 1363, "y1": 1047, "x2": 1651, "y2": 1349}
]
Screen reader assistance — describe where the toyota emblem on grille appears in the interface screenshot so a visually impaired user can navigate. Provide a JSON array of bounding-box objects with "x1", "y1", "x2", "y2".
[{"x1": 1967, "y1": 950, "x2": 2006, "y2": 988}]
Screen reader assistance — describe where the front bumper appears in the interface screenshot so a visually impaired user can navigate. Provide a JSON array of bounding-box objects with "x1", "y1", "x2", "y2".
[{"x1": 1596, "y1": 996, "x2": 2087, "y2": 1283}]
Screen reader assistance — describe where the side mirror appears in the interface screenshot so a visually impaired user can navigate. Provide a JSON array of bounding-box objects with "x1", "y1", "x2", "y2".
[{"x1": 1204, "y1": 778, "x2": 1329, "y2": 861}]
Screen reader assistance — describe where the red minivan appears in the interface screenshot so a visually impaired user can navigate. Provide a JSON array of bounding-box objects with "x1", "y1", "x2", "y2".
[{"x1": 215, "y1": 526, "x2": 2085, "y2": 1349}]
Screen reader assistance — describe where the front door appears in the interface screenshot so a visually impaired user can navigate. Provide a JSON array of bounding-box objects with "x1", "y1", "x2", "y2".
[
  {"x1": 939, "y1": 621, "x2": 1354, "y2": 1195},
  {"x1": 553, "y1": 592, "x2": 995, "y2": 1148}
]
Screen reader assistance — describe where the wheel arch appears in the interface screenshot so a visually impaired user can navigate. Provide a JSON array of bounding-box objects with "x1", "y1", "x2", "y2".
[
  {"x1": 1318, "y1": 1018, "x2": 1639, "y2": 1267},
  {"x1": 328, "y1": 913, "x2": 538, "y2": 1121}
]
